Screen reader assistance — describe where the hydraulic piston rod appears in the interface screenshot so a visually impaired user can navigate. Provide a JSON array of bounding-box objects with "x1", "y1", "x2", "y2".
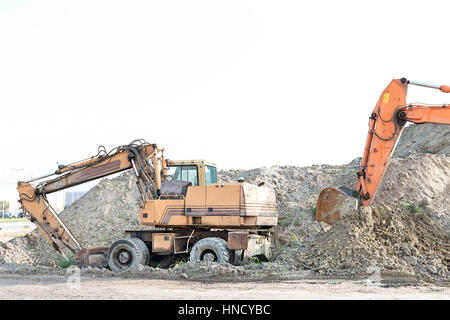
[{"x1": 408, "y1": 79, "x2": 450, "y2": 93}]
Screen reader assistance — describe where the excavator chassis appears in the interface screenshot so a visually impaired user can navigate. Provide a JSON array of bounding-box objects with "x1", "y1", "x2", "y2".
[{"x1": 71, "y1": 228, "x2": 273, "y2": 270}]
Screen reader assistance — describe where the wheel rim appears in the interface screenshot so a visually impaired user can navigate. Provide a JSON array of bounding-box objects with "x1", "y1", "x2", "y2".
[
  {"x1": 200, "y1": 250, "x2": 217, "y2": 262},
  {"x1": 118, "y1": 251, "x2": 131, "y2": 264},
  {"x1": 113, "y1": 246, "x2": 133, "y2": 268}
]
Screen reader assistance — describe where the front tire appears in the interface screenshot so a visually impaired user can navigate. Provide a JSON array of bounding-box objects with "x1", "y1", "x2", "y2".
[
  {"x1": 128, "y1": 237, "x2": 150, "y2": 266},
  {"x1": 107, "y1": 238, "x2": 149, "y2": 272}
]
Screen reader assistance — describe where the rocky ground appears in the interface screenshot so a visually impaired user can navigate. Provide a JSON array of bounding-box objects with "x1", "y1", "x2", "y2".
[
  {"x1": 0, "y1": 123, "x2": 449, "y2": 286},
  {"x1": 393, "y1": 123, "x2": 450, "y2": 158},
  {"x1": 1, "y1": 270, "x2": 448, "y2": 300}
]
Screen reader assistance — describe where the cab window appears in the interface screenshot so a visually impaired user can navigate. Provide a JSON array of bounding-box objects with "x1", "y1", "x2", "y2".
[
  {"x1": 205, "y1": 165, "x2": 217, "y2": 185},
  {"x1": 167, "y1": 165, "x2": 199, "y2": 186}
]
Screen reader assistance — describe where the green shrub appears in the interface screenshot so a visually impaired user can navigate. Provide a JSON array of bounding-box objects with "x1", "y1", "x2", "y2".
[
  {"x1": 248, "y1": 256, "x2": 263, "y2": 264},
  {"x1": 57, "y1": 257, "x2": 76, "y2": 268},
  {"x1": 173, "y1": 258, "x2": 189, "y2": 267}
]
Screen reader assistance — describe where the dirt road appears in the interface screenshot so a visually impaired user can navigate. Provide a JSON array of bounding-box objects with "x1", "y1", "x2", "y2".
[
  {"x1": 0, "y1": 221, "x2": 35, "y2": 242},
  {"x1": 0, "y1": 273, "x2": 448, "y2": 300}
]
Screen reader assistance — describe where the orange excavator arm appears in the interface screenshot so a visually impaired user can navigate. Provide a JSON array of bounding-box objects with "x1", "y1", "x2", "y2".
[
  {"x1": 317, "y1": 78, "x2": 450, "y2": 225},
  {"x1": 17, "y1": 140, "x2": 164, "y2": 263}
]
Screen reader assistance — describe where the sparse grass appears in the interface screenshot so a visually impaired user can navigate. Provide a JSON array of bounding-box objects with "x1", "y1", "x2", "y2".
[
  {"x1": 175, "y1": 258, "x2": 188, "y2": 266},
  {"x1": 57, "y1": 257, "x2": 76, "y2": 269},
  {"x1": 277, "y1": 217, "x2": 291, "y2": 227},
  {"x1": 291, "y1": 234, "x2": 299, "y2": 242},
  {"x1": 248, "y1": 256, "x2": 263, "y2": 264},
  {"x1": 170, "y1": 258, "x2": 188, "y2": 268},
  {"x1": 0, "y1": 218, "x2": 28, "y2": 224},
  {"x1": 400, "y1": 199, "x2": 426, "y2": 214}
]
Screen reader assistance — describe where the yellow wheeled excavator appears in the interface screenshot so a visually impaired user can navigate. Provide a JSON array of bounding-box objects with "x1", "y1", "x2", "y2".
[{"x1": 17, "y1": 140, "x2": 278, "y2": 270}]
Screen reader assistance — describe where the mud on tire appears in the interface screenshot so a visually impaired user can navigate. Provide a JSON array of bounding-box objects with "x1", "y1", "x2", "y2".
[
  {"x1": 189, "y1": 237, "x2": 230, "y2": 264},
  {"x1": 107, "y1": 238, "x2": 149, "y2": 272},
  {"x1": 128, "y1": 237, "x2": 150, "y2": 266}
]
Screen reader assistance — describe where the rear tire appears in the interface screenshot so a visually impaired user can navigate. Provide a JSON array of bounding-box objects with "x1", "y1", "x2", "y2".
[
  {"x1": 107, "y1": 238, "x2": 148, "y2": 272},
  {"x1": 190, "y1": 237, "x2": 230, "y2": 264},
  {"x1": 128, "y1": 237, "x2": 150, "y2": 266}
]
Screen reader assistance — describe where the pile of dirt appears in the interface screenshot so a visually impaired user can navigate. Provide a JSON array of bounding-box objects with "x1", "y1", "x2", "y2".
[
  {"x1": 375, "y1": 154, "x2": 450, "y2": 230},
  {"x1": 219, "y1": 158, "x2": 361, "y2": 204},
  {"x1": 219, "y1": 153, "x2": 450, "y2": 238},
  {"x1": 297, "y1": 205, "x2": 449, "y2": 281},
  {"x1": 0, "y1": 236, "x2": 36, "y2": 265},
  {"x1": 217, "y1": 153, "x2": 450, "y2": 282},
  {"x1": 393, "y1": 123, "x2": 450, "y2": 158}
]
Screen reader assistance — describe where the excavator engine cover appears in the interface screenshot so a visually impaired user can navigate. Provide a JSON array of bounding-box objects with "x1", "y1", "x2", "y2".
[
  {"x1": 316, "y1": 187, "x2": 358, "y2": 225},
  {"x1": 74, "y1": 246, "x2": 110, "y2": 268}
]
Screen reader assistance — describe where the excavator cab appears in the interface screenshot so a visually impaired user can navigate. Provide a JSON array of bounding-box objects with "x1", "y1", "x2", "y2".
[{"x1": 166, "y1": 160, "x2": 217, "y2": 186}]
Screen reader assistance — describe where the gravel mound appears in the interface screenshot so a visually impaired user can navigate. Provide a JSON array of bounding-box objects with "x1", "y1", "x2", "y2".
[
  {"x1": 298, "y1": 205, "x2": 449, "y2": 281},
  {"x1": 393, "y1": 123, "x2": 450, "y2": 158},
  {"x1": 376, "y1": 154, "x2": 450, "y2": 230}
]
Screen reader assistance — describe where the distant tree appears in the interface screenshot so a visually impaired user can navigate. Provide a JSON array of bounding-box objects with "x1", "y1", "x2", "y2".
[{"x1": 0, "y1": 201, "x2": 10, "y2": 211}]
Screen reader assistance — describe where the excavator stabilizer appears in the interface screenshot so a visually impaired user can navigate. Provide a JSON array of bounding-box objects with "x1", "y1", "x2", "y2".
[{"x1": 316, "y1": 187, "x2": 358, "y2": 225}]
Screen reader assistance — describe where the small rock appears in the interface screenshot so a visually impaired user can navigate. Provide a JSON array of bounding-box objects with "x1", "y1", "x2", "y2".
[{"x1": 427, "y1": 265, "x2": 438, "y2": 274}]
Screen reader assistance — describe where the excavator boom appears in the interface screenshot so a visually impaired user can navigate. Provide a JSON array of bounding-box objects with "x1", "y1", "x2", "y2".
[
  {"x1": 316, "y1": 78, "x2": 450, "y2": 224},
  {"x1": 17, "y1": 140, "x2": 163, "y2": 266}
]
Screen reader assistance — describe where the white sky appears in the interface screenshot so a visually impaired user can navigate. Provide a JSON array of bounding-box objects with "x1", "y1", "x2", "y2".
[{"x1": 1, "y1": 0, "x2": 450, "y2": 210}]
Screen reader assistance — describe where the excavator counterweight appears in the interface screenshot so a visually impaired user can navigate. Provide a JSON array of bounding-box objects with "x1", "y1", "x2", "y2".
[{"x1": 316, "y1": 78, "x2": 450, "y2": 225}]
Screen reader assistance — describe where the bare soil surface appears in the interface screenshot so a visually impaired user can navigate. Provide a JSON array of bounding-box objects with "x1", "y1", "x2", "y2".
[
  {"x1": 0, "y1": 272, "x2": 448, "y2": 300},
  {"x1": 0, "y1": 221, "x2": 35, "y2": 242}
]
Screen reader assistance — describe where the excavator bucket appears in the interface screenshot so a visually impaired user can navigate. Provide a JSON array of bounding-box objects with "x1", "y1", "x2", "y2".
[
  {"x1": 74, "y1": 246, "x2": 110, "y2": 269},
  {"x1": 316, "y1": 187, "x2": 358, "y2": 225}
]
